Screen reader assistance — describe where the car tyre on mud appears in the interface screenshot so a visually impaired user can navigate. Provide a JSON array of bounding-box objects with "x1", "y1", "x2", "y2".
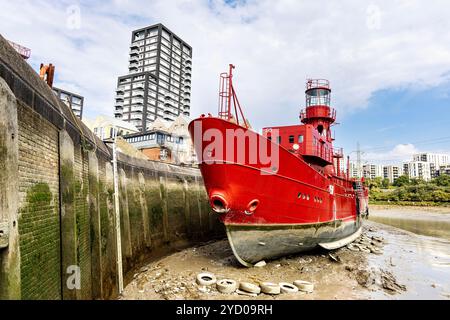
[
  {"x1": 239, "y1": 282, "x2": 261, "y2": 294},
  {"x1": 293, "y1": 280, "x2": 314, "y2": 293},
  {"x1": 260, "y1": 282, "x2": 281, "y2": 295},
  {"x1": 196, "y1": 273, "x2": 217, "y2": 286},
  {"x1": 279, "y1": 282, "x2": 299, "y2": 294},
  {"x1": 216, "y1": 279, "x2": 237, "y2": 294}
]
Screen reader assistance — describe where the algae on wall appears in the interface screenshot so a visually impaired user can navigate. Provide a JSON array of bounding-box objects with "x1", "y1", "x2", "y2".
[
  {"x1": 166, "y1": 173, "x2": 189, "y2": 240},
  {"x1": 18, "y1": 183, "x2": 61, "y2": 300}
]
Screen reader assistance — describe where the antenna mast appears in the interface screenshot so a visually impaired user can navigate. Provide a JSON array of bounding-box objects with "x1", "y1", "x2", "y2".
[{"x1": 218, "y1": 64, "x2": 248, "y2": 128}]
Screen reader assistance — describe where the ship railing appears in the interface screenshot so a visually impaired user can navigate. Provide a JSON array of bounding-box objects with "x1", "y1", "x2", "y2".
[
  {"x1": 333, "y1": 147, "x2": 344, "y2": 158},
  {"x1": 303, "y1": 143, "x2": 333, "y2": 163},
  {"x1": 306, "y1": 79, "x2": 330, "y2": 90},
  {"x1": 300, "y1": 107, "x2": 336, "y2": 122}
]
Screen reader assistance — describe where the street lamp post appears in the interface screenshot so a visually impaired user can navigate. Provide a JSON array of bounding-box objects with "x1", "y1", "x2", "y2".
[{"x1": 112, "y1": 127, "x2": 124, "y2": 294}]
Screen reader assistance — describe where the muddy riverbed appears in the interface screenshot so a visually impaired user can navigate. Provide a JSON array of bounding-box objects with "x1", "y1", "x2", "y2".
[{"x1": 121, "y1": 207, "x2": 450, "y2": 300}]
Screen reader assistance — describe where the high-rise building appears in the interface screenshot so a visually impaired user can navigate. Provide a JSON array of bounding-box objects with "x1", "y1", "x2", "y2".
[
  {"x1": 413, "y1": 153, "x2": 450, "y2": 167},
  {"x1": 403, "y1": 161, "x2": 432, "y2": 181},
  {"x1": 362, "y1": 164, "x2": 383, "y2": 179},
  {"x1": 114, "y1": 23, "x2": 192, "y2": 132},
  {"x1": 349, "y1": 162, "x2": 361, "y2": 178},
  {"x1": 383, "y1": 165, "x2": 403, "y2": 184},
  {"x1": 53, "y1": 87, "x2": 84, "y2": 119}
]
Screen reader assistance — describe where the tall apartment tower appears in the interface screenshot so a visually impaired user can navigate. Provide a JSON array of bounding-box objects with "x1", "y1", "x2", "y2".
[{"x1": 114, "y1": 24, "x2": 192, "y2": 132}]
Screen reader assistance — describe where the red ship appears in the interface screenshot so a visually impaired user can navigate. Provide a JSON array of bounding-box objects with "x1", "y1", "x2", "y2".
[{"x1": 189, "y1": 65, "x2": 369, "y2": 267}]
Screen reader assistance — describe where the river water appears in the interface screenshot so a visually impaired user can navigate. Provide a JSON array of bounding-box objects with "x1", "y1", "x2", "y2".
[{"x1": 369, "y1": 207, "x2": 450, "y2": 299}]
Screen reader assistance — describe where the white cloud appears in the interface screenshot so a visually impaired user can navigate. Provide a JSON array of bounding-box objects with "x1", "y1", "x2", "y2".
[
  {"x1": 2, "y1": 0, "x2": 450, "y2": 131},
  {"x1": 361, "y1": 143, "x2": 419, "y2": 164}
]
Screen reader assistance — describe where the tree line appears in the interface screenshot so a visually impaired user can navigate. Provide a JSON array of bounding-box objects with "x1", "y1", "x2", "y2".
[{"x1": 365, "y1": 175, "x2": 450, "y2": 205}]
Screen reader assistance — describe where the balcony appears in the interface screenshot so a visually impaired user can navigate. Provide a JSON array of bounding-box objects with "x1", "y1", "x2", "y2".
[
  {"x1": 183, "y1": 111, "x2": 190, "y2": 117},
  {"x1": 116, "y1": 88, "x2": 125, "y2": 94},
  {"x1": 130, "y1": 43, "x2": 139, "y2": 50},
  {"x1": 134, "y1": 90, "x2": 145, "y2": 97},
  {"x1": 134, "y1": 83, "x2": 144, "y2": 90},
  {"x1": 184, "y1": 84, "x2": 191, "y2": 90},
  {"x1": 131, "y1": 106, "x2": 143, "y2": 113},
  {"x1": 183, "y1": 97, "x2": 191, "y2": 103},
  {"x1": 130, "y1": 48, "x2": 139, "y2": 56},
  {"x1": 131, "y1": 116, "x2": 142, "y2": 121},
  {"x1": 164, "y1": 100, "x2": 175, "y2": 108},
  {"x1": 163, "y1": 114, "x2": 175, "y2": 121},
  {"x1": 131, "y1": 99, "x2": 144, "y2": 105},
  {"x1": 129, "y1": 56, "x2": 139, "y2": 63}
]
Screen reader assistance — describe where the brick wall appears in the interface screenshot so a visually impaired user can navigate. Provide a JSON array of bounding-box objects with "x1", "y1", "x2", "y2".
[{"x1": 17, "y1": 103, "x2": 61, "y2": 300}]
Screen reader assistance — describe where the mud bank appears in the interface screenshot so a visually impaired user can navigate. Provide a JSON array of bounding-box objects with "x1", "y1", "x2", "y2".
[
  {"x1": 121, "y1": 217, "x2": 450, "y2": 300},
  {"x1": 370, "y1": 204, "x2": 450, "y2": 214}
]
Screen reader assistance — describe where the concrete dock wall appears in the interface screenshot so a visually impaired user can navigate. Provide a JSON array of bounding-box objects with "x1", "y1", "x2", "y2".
[{"x1": 0, "y1": 35, "x2": 223, "y2": 300}]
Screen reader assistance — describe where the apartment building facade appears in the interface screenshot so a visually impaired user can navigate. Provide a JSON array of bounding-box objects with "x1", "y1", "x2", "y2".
[
  {"x1": 362, "y1": 164, "x2": 383, "y2": 179},
  {"x1": 383, "y1": 165, "x2": 403, "y2": 184},
  {"x1": 114, "y1": 23, "x2": 192, "y2": 132},
  {"x1": 83, "y1": 115, "x2": 139, "y2": 141},
  {"x1": 53, "y1": 87, "x2": 84, "y2": 119},
  {"x1": 403, "y1": 161, "x2": 432, "y2": 181},
  {"x1": 413, "y1": 153, "x2": 450, "y2": 167},
  {"x1": 124, "y1": 116, "x2": 196, "y2": 166}
]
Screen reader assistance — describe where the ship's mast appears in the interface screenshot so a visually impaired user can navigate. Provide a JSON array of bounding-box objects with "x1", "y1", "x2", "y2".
[{"x1": 218, "y1": 64, "x2": 248, "y2": 128}]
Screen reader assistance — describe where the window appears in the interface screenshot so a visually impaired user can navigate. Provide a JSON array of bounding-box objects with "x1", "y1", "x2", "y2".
[
  {"x1": 289, "y1": 135, "x2": 294, "y2": 143},
  {"x1": 277, "y1": 136, "x2": 281, "y2": 144},
  {"x1": 268, "y1": 136, "x2": 272, "y2": 141},
  {"x1": 178, "y1": 137, "x2": 184, "y2": 144},
  {"x1": 298, "y1": 135, "x2": 304, "y2": 143}
]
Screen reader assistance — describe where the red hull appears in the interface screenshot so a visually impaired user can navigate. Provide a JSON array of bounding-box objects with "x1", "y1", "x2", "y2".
[{"x1": 189, "y1": 116, "x2": 368, "y2": 266}]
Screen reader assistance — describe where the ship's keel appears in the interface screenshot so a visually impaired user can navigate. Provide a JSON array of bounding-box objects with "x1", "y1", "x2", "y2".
[{"x1": 226, "y1": 219, "x2": 361, "y2": 267}]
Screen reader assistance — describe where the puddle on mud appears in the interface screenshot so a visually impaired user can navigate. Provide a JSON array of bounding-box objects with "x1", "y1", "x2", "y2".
[
  {"x1": 369, "y1": 209, "x2": 450, "y2": 240},
  {"x1": 369, "y1": 208, "x2": 450, "y2": 299}
]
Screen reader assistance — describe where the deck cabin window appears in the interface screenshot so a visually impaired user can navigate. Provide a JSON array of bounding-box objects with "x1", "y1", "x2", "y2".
[
  {"x1": 289, "y1": 135, "x2": 295, "y2": 143},
  {"x1": 298, "y1": 135, "x2": 304, "y2": 143},
  {"x1": 277, "y1": 136, "x2": 281, "y2": 144}
]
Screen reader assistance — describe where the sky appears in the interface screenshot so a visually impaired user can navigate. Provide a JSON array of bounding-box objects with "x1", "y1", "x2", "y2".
[{"x1": 1, "y1": 0, "x2": 450, "y2": 165}]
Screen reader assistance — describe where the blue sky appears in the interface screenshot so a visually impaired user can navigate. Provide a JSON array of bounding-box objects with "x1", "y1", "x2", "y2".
[
  {"x1": 1, "y1": 0, "x2": 450, "y2": 164},
  {"x1": 337, "y1": 82, "x2": 450, "y2": 163}
]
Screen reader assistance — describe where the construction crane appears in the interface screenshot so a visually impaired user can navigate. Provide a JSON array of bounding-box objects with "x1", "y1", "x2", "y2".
[
  {"x1": 39, "y1": 63, "x2": 55, "y2": 88},
  {"x1": 7, "y1": 40, "x2": 31, "y2": 60}
]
